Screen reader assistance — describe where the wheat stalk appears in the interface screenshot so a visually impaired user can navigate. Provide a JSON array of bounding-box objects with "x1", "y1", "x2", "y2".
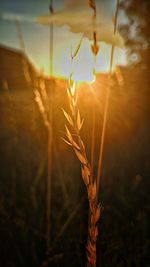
[{"x1": 62, "y1": 71, "x2": 101, "y2": 267}]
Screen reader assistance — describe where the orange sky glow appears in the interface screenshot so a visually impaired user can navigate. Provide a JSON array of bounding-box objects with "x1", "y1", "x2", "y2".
[{"x1": 36, "y1": 32, "x2": 126, "y2": 82}]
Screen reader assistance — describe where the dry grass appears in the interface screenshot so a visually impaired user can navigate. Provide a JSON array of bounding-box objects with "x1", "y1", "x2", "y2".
[
  {"x1": 62, "y1": 67, "x2": 101, "y2": 266},
  {"x1": 34, "y1": 78, "x2": 53, "y2": 247}
]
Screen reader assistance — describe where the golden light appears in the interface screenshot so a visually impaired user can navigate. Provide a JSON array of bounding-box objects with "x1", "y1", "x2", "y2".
[
  {"x1": 54, "y1": 39, "x2": 96, "y2": 83},
  {"x1": 71, "y1": 63, "x2": 96, "y2": 83},
  {"x1": 36, "y1": 38, "x2": 126, "y2": 83}
]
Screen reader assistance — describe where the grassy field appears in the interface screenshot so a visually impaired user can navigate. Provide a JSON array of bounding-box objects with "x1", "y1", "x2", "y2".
[{"x1": 0, "y1": 68, "x2": 150, "y2": 266}]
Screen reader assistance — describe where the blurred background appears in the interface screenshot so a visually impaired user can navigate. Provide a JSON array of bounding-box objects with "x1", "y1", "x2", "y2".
[{"x1": 0, "y1": 0, "x2": 150, "y2": 266}]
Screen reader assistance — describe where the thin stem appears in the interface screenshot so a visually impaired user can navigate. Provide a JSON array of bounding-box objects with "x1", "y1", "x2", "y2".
[
  {"x1": 50, "y1": 23, "x2": 53, "y2": 77},
  {"x1": 96, "y1": 0, "x2": 119, "y2": 202},
  {"x1": 47, "y1": 0, "x2": 54, "y2": 247},
  {"x1": 91, "y1": 100, "x2": 96, "y2": 174},
  {"x1": 96, "y1": 46, "x2": 114, "y2": 202},
  {"x1": 15, "y1": 19, "x2": 26, "y2": 53},
  {"x1": 47, "y1": 124, "x2": 52, "y2": 247}
]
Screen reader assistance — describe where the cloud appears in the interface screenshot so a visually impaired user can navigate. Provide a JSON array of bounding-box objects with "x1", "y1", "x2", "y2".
[
  {"x1": 37, "y1": 5, "x2": 124, "y2": 47},
  {"x1": 0, "y1": 12, "x2": 35, "y2": 23}
]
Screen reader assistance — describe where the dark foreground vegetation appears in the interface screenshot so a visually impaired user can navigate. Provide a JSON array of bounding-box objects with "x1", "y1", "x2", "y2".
[{"x1": 0, "y1": 62, "x2": 150, "y2": 267}]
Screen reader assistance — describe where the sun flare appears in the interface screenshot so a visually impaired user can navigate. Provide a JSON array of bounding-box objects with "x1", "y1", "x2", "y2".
[{"x1": 38, "y1": 38, "x2": 126, "y2": 83}]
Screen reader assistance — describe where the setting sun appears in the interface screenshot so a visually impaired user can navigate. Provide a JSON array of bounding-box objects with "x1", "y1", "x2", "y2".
[{"x1": 37, "y1": 37, "x2": 126, "y2": 82}]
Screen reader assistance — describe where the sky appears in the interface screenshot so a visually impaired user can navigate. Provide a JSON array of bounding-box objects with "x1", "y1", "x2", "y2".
[{"x1": 0, "y1": 0, "x2": 127, "y2": 81}]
